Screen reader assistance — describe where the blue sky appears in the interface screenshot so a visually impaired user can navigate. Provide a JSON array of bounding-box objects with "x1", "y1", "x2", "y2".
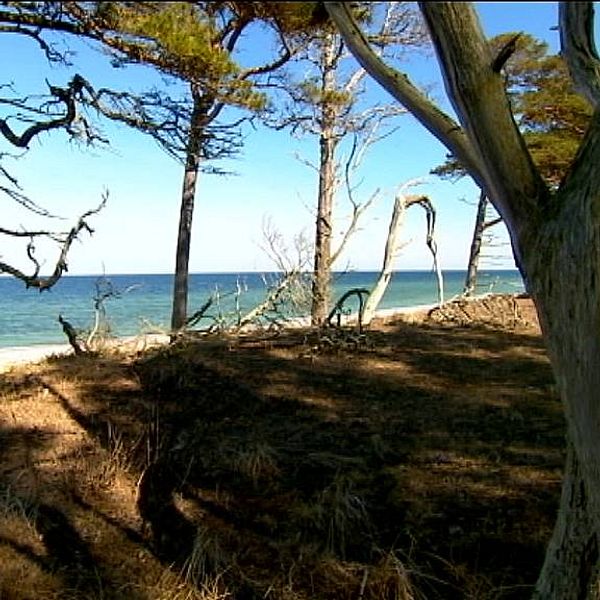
[{"x1": 0, "y1": 2, "x2": 577, "y2": 275}]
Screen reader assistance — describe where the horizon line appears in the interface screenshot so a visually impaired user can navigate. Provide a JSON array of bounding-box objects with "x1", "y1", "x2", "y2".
[{"x1": 0, "y1": 267, "x2": 522, "y2": 278}]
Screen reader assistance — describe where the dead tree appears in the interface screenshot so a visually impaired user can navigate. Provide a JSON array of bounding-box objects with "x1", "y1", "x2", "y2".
[
  {"x1": 327, "y1": 287, "x2": 370, "y2": 331},
  {"x1": 362, "y1": 181, "x2": 443, "y2": 326}
]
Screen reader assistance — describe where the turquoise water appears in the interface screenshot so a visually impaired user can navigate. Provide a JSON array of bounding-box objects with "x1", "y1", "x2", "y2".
[{"x1": 0, "y1": 270, "x2": 525, "y2": 348}]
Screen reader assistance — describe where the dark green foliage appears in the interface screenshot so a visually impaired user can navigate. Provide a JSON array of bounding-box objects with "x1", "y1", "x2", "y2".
[{"x1": 96, "y1": 2, "x2": 267, "y2": 112}]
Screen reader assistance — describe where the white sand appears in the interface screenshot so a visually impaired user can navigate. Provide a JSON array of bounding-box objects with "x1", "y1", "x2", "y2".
[
  {"x1": 0, "y1": 333, "x2": 171, "y2": 373},
  {"x1": 0, "y1": 304, "x2": 440, "y2": 373},
  {"x1": 0, "y1": 343, "x2": 73, "y2": 372}
]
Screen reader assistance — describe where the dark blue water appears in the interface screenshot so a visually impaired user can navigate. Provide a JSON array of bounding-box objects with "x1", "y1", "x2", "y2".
[{"x1": 0, "y1": 270, "x2": 525, "y2": 348}]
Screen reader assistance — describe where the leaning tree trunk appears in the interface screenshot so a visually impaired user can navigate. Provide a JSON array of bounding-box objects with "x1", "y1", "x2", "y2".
[
  {"x1": 363, "y1": 192, "x2": 441, "y2": 325},
  {"x1": 362, "y1": 192, "x2": 407, "y2": 326},
  {"x1": 170, "y1": 95, "x2": 204, "y2": 332},
  {"x1": 526, "y1": 118, "x2": 600, "y2": 597},
  {"x1": 311, "y1": 33, "x2": 339, "y2": 327}
]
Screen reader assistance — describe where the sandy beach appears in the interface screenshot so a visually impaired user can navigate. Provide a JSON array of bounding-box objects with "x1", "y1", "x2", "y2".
[
  {"x1": 0, "y1": 333, "x2": 172, "y2": 373},
  {"x1": 0, "y1": 343, "x2": 73, "y2": 372}
]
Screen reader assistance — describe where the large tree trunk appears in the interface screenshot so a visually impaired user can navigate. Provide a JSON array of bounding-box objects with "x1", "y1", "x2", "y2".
[
  {"x1": 311, "y1": 33, "x2": 339, "y2": 327},
  {"x1": 170, "y1": 94, "x2": 204, "y2": 332},
  {"x1": 525, "y1": 116, "x2": 600, "y2": 596},
  {"x1": 533, "y1": 442, "x2": 599, "y2": 598}
]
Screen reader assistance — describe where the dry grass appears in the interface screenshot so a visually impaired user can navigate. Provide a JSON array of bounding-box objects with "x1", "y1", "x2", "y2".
[{"x1": 0, "y1": 295, "x2": 561, "y2": 599}]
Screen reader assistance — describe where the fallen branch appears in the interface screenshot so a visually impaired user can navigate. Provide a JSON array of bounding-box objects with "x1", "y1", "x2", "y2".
[{"x1": 238, "y1": 270, "x2": 300, "y2": 328}]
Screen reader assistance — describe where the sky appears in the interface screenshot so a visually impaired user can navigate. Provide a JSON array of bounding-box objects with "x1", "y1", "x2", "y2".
[{"x1": 0, "y1": 2, "x2": 578, "y2": 276}]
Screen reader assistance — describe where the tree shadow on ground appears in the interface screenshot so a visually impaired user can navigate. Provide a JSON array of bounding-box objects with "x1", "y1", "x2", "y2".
[
  {"x1": 28, "y1": 315, "x2": 563, "y2": 599},
  {"x1": 0, "y1": 372, "x2": 150, "y2": 600}
]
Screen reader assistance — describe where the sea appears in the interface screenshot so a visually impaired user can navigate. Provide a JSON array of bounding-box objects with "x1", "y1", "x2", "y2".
[{"x1": 0, "y1": 270, "x2": 525, "y2": 348}]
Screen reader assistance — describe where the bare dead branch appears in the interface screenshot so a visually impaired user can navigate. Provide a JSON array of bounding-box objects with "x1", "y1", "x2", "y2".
[
  {"x1": 327, "y1": 287, "x2": 370, "y2": 331},
  {"x1": 330, "y1": 187, "x2": 378, "y2": 267},
  {"x1": 0, "y1": 76, "x2": 80, "y2": 148},
  {"x1": 324, "y1": 2, "x2": 486, "y2": 187},
  {"x1": 0, "y1": 192, "x2": 108, "y2": 291},
  {"x1": 483, "y1": 216, "x2": 503, "y2": 230},
  {"x1": 238, "y1": 271, "x2": 299, "y2": 327},
  {"x1": 239, "y1": 26, "x2": 293, "y2": 79},
  {"x1": 58, "y1": 314, "x2": 85, "y2": 355},
  {"x1": 0, "y1": 22, "x2": 71, "y2": 63}
]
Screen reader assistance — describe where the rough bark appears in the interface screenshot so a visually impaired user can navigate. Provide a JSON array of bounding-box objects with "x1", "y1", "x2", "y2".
[
  {"x1": 170, "y1": 93, "x2": 204, "y2": 332},
  {"x1": 526, "y1": 112, "x2": 600, "y2": 597},
  {"x1": 533, "y1": 442, "x2": 599, "y2": 599},
  {"x1": 311, "y1": 33, "x2": 339, "y2": 327},
  {"x1": 325, "y1": 1, "x2": 600, "y2": 595}
]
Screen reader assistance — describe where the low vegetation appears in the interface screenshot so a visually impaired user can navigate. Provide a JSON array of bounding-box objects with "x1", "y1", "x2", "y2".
[{"x1": 0, "y1": 295, "x2": 561, "y2": 599}]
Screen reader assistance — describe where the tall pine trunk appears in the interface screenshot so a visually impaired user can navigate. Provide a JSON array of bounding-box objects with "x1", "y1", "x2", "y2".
[
  {"x1": 170, "y1": 94, "x2": 204, "y2": 332},
  {"x1": 311, "y1": 33, "x2": 339, "y2": 327},
  {"x1": 464, "y1": 190, "x2": 488, "y2": 295},
  {"x1": 311, "y1": 129, "x2": 336, "y2": 326}
]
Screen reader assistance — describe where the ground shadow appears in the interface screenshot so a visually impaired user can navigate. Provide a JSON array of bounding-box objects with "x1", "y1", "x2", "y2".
[
  {"x1": 28, "y1": 314, "x2": 563, "y2": 599},
  {"x1": 0, "y1": 370, "x2": 149, "y2": 600}
]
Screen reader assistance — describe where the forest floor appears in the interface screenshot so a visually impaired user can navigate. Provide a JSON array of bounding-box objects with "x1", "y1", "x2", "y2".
[{"x1": 0, "y1": 294, "x2": 563, "y2": 599}]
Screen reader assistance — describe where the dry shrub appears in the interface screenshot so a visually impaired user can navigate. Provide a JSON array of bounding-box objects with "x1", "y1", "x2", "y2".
[
  {"x1": 181, "y1": 526, "x2": 231, "y2": 590},
  {"x1": 232, "y1": 441, "x2": 280, "y2": 489},
  {"x1": 309, "y1": 551, "x2": 422, "y2": 600},
  {"x1": 152, "y1": 567, "x2": 232, "y2": 600},
  {"x1": 292, "y1": 471, "x2": 372, "y2": 558}
]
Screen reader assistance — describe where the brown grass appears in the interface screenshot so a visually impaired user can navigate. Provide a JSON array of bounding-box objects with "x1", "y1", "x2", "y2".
[{"x1": 0, "y1": 295, "x2": 562, "y2": 599}]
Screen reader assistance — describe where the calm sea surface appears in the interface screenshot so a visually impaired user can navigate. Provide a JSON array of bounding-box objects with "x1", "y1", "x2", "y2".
[{"x1": 0, "y1": 270, "x2": 525, "y2": 348}]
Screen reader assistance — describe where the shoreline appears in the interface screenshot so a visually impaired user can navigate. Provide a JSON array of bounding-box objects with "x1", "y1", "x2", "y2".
[
  {"x1": 0, "y1": 303, "x2": 435, "y2": 372},
  {"x1": 0, "y1": 333, "x2": 171, "y2": 373},
  {"x1": 0, "y1": 294, "x2": 520, "y2": 372}
]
